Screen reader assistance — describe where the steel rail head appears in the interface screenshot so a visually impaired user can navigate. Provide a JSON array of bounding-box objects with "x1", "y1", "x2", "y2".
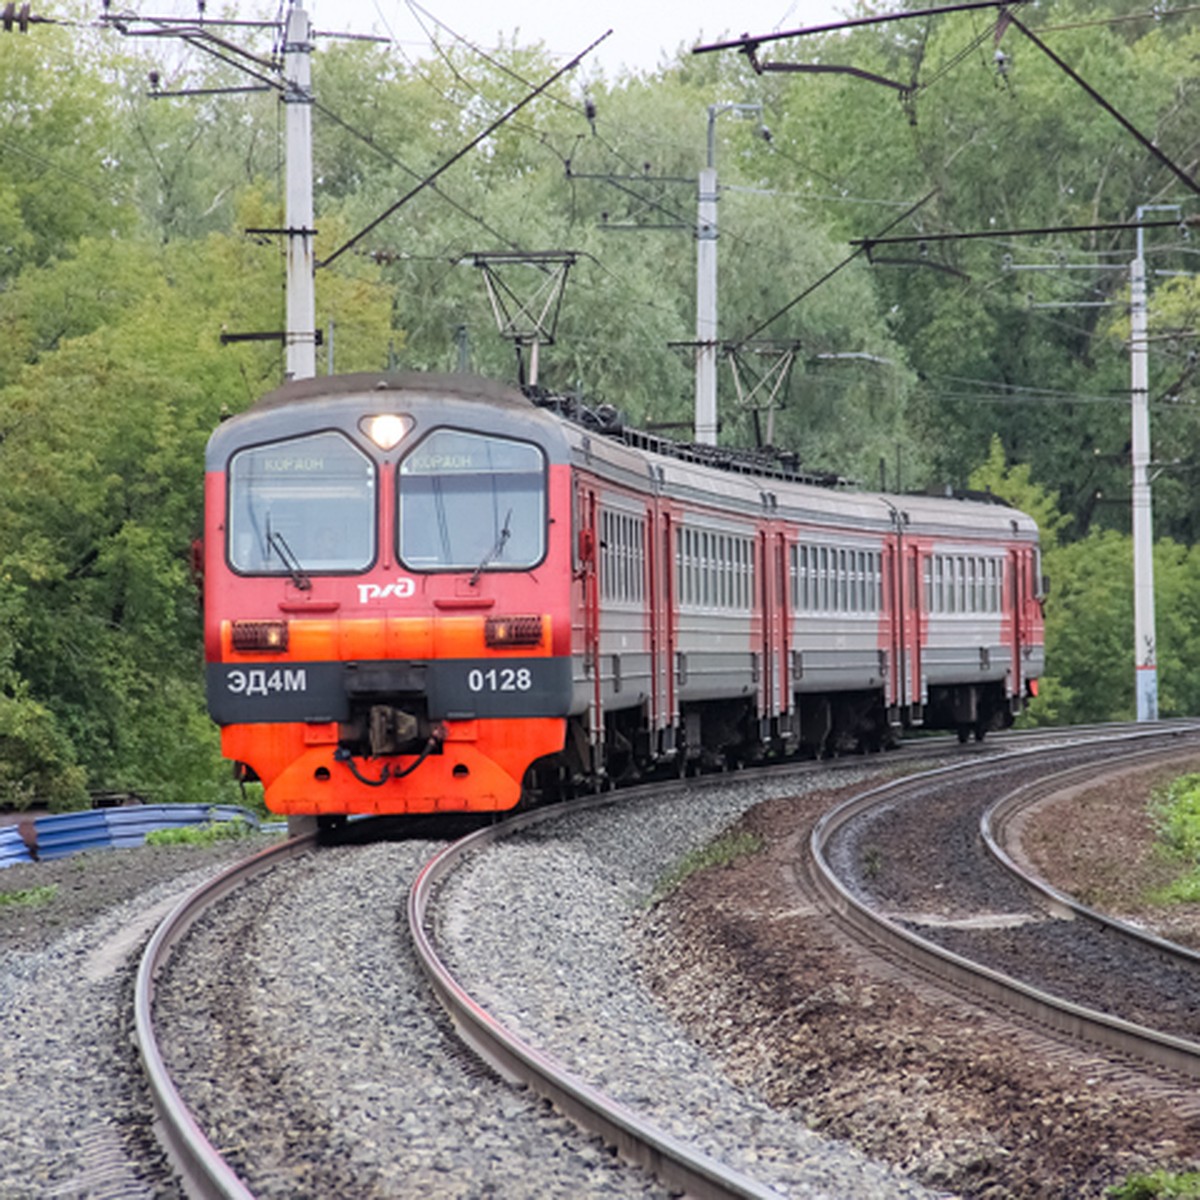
[
  {"x1": 808, "y1": 727, "x2": 1200, "y2": 1082},
  {"x1": 134, "y1": 832, "x2": 317, "y2": 1200},
  {"x1": 407, "y1": 805, "x2": 785, "y2": 1200}
]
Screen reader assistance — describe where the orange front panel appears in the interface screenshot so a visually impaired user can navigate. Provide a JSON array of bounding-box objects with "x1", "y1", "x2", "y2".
[{"x1": 223, "y1": 716, "x2": 566, "y2": 815}]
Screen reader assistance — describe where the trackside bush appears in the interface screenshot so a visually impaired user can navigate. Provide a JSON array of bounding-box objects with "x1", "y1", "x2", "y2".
[
  {"x1": 1148, "y1": 774, "x2": 1200, "y2": 902},
  {"x1": 144, "y1": 818, "x2": 255, "y2": 847},
  {"x1": 1109, "y1": 1170, "x2": 1200, "y2": 1198}
]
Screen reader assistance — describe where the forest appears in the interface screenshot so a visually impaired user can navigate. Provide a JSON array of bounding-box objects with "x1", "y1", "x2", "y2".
[{"x1": 3, "y1": 0, "x2": 1200, "y2": 807}]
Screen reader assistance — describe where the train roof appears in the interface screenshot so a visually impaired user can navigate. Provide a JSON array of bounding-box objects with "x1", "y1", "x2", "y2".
[
  {"x1": 538, "y1": 392, "x2": 1038, "y2": 543},
  {"x1": 207, "y1": 372, "x2": 1039, "y2": 542},
  {"x1": 206, "y1": 371, "x2": 574, "y2": 468}
]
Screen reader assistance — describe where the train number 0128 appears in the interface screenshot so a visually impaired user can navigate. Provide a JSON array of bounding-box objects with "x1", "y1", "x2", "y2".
[{"x1": 467, "y1": 667, "x2": 534, "y2": 693}]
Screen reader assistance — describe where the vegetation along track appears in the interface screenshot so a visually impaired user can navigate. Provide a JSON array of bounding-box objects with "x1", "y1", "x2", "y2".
[{"x1": 812, "y1": 725, "x2": 1200, "y2": 1092}]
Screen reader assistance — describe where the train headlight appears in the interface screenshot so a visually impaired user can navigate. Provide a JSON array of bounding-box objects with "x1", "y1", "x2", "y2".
[
  {"x1": 485, "y1": 615, "x2": 543, "y2": 648},
  {"x1": 231, "y1": 620, "x2": 289, "y2": 652},
  {"x1": 361, "y1": 414, "x2": 411, "y2": 451}
]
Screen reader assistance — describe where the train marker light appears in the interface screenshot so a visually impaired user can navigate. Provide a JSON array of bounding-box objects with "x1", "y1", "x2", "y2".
[
  {"x1": 231, "y1": 619, "x2": 289, "y2": 652},
  {"x1": 485, "y1": 615, "x2": 543, "y2": 647},
  {"x1": 361, "y1": 414, "x2": 411, "y2": 451}
]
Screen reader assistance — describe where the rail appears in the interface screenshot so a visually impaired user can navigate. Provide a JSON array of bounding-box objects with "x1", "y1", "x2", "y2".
[
  {"x1": 808, "y1": 728, "x2": 1200, "y2": 1081},
  {"x1": 407, "y1": 790, "x2": 785, "y2": 1200},
  {"x1": 133, "y1": 833, "x2": 317, "y2": 1199}
]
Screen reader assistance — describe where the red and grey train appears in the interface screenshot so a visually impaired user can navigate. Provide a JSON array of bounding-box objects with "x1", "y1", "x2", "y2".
[{"x1": 202, "y1": 371, "x2": 1045, "y2": 820}]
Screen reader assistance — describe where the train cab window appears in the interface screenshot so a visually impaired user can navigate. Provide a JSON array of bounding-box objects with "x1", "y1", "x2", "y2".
[
  {"x1": 227, "y1": 431, "x2": 375, "y2": 575},
  {"x1": 397, "y1": 429, "x2": 545, "y2": 571}
]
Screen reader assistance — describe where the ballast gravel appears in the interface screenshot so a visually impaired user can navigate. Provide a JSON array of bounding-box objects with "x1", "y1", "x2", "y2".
[
  {"x1": 430, "y1": 770, "x2": 942, "y2": 1199},
  {"x1": 0, "y1": 843, "x2": 275, "y2": 1199},
  {"x1": 0, "y1": 764, "x2": 944, "y2": 1199}
]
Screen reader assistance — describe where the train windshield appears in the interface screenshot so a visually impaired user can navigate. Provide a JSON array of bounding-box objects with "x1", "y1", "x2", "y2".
[
  {"x1": 227, "y1": 431, "x2": 376, "y2": 575},
  {"x1": 398, "y1": 429, "x2": 546, "y2": 572}
]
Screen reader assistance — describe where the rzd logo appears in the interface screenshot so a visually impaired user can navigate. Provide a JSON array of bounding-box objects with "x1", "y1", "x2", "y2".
[{"x1": 357, "y1": 578, "x2": 416, "y2": 604}]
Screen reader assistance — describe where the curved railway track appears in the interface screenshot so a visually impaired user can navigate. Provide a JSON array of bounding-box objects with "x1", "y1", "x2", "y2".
[
  {"x1": 810, "y1": 725, "x2": 1200, "y2": 1089},
  {"x1": 137, "y1": 781, "x2": 831, "y2": 1196},
  {"x1": 407, "y1": 796, "x2": 781, "y2": 1200},
  {"x1": 132, "y1": 723, "x2": 1200, "y2": 1197},
  {"x1": 133, "y1": 784, "x2": 798, "y2": 1199},
  {"x1": 134, "y1": 832, "x2": 319, "y2": 1200}
]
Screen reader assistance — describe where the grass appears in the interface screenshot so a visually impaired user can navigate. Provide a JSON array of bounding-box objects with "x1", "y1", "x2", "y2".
[
  {"x1": 1146, "y1": 773, "x2": 1200, "y2": 903},
  {"x1": 0, "y1": 883, "x2": 58, "y2": 908},
  {"x1": 1103, "y1": 778, "x2": 1200, "y2": 1199},
  {"x1": 1109, "y1": 1171, "x2": 1200, "y2": 1199},
  {"x1": 144, "y1": 818, "x2": 256, "y2": 847},
  {"x1": 648, "y1": 830, "x2": 764, "y2": 906}
]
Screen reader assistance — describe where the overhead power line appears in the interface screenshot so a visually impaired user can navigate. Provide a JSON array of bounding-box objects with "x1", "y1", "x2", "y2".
[{"x1": 318, "y1": 30, "x2": 610, "y2": 269}]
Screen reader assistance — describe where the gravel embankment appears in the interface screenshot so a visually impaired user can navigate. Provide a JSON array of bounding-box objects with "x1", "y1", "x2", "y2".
[
  {"x1": 5, "y1": 746, "x2": 1192, "y2": 1199},
  {"x1": 0, "y1": 765, "x2": 940, "y2": 1200},
  {"x1": 432, "y1": 768, "x2": 942, "y2": 1199},
  {"x1": 0, "y1": 839, "x2": 280, "y2": 1199},
  {"x1": 637, "y1": 760, "x2": 1200, "y2": 1198}
]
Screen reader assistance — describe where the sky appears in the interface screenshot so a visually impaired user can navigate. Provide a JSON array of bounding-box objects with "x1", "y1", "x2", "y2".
[{"x1": 297, "y1": 0, "x2": 848, "y2": 78}]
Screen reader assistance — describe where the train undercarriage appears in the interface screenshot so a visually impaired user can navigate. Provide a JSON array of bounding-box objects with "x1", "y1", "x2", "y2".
[{"x1": 528, "y1": 678, "x2": 1018, "y2": 802}]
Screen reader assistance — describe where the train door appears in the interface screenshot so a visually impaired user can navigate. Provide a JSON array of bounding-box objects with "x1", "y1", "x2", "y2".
[
  {"x1": 1007, "y1": 546, "x2": 1027, "y2": 703},
  {"x1": 906, "y1": 546, "x2": 924, "y2": 718},
  {"x1": 884, "y1": 534, "x2": 923, "y2": 722},
  {"x1": 757, "y1": 530, "x2": 775, "y2": 735},
  {"x1": 576, "y1": 483, "x2": 603, "y2": 762},
  {"x1": 774, "y1": 532, "x2": 790, "y2": 726},
  {"x1": 649, "y1": 504, "x2": 674, "y2": 741}
]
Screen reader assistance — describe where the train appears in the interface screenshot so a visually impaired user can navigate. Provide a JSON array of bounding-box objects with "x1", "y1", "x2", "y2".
[{"x1": 201, "y1": 371, "x2": 1045, "y2": 821}]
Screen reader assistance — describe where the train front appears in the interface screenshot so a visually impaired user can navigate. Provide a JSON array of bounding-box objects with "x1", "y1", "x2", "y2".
[{"x1": 201, "y1": 373, "x2": 574, "y2": 818}]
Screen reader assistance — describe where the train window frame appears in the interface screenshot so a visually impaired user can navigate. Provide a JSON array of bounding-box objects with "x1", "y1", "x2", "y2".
[
  {"x1": 226, "y1": 428, "x2": 377, "y2": 578},
  {"x1": 599, "y1": 505, "x2": 647, "y2": 606},
  {"x1": 396, "y1": 427, "x2": 548, "y2": 574}
]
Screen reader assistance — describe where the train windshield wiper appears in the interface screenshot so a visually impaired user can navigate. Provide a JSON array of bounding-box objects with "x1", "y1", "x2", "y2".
[
  {"x1": 266, "y1": 521, "x2": 312, "y2": 591},
  {"x1": 470, "y1": 508, "x2": 512, "y2": 586}
]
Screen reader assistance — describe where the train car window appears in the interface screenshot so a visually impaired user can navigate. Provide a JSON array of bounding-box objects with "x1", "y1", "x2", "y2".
[
  {"x1": 398, "y1": 429, "x2": 545, "y2": 571},
  {"x1": 600, "y1": 509, "x2": 646, "y2": 605},
  {"x1": 227, "y1": 431, "x2": 375, "y2": 575}
]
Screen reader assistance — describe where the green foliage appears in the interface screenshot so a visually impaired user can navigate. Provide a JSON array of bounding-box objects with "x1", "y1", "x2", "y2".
[
  {"x1": 649, "y1": 830, "x2": 764, "y2": 906},
  {"x1": 1144, "y1": 773, "x2": 1200, "y2": 902},
  {"x1": 0, "y1": 884, "x2": 58, "y2": 909},
  {"x1": 969, "y1": 436, "x2": 1071, "y2": 549},
  {"x1": 1109, "y1": 1170, "x2": 1200, "y2": 1199},
  {"x1": 1151, "y1": 773, "x2": 1200, "y2": 860},
  {"x1": 0, "y1": 23, "x2": 132, "y2": 281},
  {"x1": 0, "y1": 691, "x2": 88, "y2": 812},
  {"x1": 145, "y1": 817, "x2": 256, "y2": 847},
  {"x1": 5, "y1": 0, "x2": 1200, "y2": 804}
]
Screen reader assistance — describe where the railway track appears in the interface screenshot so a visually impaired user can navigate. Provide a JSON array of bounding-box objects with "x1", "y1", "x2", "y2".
[
  {"x1": 132, "y1": 756, "x2": 945, "y2": 1199},
  {"x1": 130, "y1": 723, "x2": 1200, "y2": 1197},
  {"x1": 134, "y1": 804, "x2": 772, "y2": 1199},
  {"x1": 810, "y1": 724, "x2": 1200, "y2": 1090}
]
